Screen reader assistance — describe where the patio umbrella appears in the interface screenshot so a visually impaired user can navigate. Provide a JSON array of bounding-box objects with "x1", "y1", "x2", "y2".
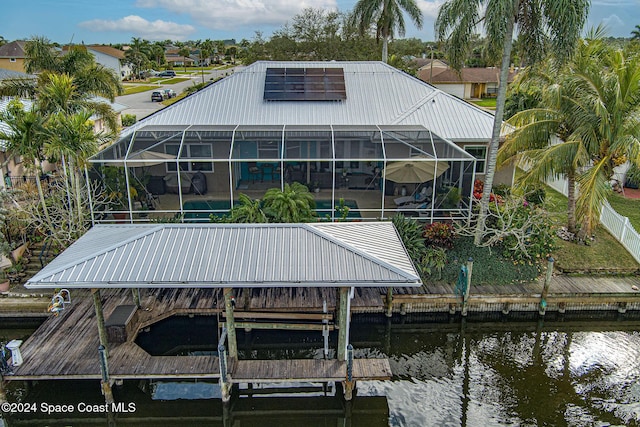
[
  {"x1": 107, "y1": 150, "x2": 175, "y2": 167},
  {"x1": 384, "y1": 158, "x2": 449, "y2": 183}
]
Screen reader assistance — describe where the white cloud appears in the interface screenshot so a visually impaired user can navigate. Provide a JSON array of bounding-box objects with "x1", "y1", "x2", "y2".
[
  {"x1": 601, "y1": 14, "x2": 625, "y2": 29},
  {"x1": 416, "y1": 0, "x2": 444, "y2": 19},
  {"x1": 78, "y1": 15, "x2": 196, "y2": 41},
  {"x1": 134, "y1": 0, "x2": 338, "y2": 30}
]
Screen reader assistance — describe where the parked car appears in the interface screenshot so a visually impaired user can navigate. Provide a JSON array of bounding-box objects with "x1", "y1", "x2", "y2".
[
  {"x1": 158, "y1": 70, "x2": 177, "y2": 77},
  {"x1": 151, "y1": 91, "x2": 164, "y2": 102},
  {"x1": 162, "y1": 89, "x2": 176, "y2": 99}
]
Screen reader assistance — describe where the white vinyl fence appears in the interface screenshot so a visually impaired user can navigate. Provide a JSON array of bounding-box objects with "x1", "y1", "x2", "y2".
[
  {"x1": 544, "y1": 173, "x2": 640, "y2": 264},
  {"x1": 599, "y1": 201, "x2": 640, "y2": 264}
]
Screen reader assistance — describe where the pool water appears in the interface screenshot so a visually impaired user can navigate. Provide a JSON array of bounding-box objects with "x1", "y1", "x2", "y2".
[{"x1": 182, "y1": 199, "x2": 361, "y2": 220}]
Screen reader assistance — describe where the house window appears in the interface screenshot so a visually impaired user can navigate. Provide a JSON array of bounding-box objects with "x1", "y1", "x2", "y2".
[
  {"x1": 9, "y1": 58, "x2": 16, "y2": 63},
  {"x1": 464, "y1": 146, "x2": 487, "y2": 173},
  {"x1": 165, "y1": 143, "x2": 214, "y2": 172}
]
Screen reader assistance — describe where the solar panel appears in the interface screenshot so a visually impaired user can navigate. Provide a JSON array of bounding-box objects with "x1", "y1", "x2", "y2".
[{"x1": 264, "y1": 67, "x2": 346, "y2": 101}]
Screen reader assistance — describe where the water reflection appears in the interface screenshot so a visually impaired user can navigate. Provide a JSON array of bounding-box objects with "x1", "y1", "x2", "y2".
[{"x1": 2, "y1": 313, "x2": 640, "y2": 426}]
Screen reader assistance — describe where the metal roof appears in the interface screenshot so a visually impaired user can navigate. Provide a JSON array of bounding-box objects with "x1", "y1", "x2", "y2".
[
  {"x1": 26, "y1": 222, "x2": 422, "y2": 289},
  {"x1": 119, "y1": 61, "x2": 495, "y2": 143}
]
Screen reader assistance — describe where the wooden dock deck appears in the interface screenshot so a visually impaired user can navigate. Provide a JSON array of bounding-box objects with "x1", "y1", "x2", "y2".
[{"x1": 6, "y1": 288, "x2": 392, "y2": 384}]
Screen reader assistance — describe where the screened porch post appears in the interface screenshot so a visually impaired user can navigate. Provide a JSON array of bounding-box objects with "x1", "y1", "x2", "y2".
[
  {"x1": 85, "y1": 166, "x2": 95, "y2": 225},
  {"x1": 330, "y1": 125, "x2": 336, "y2": 221},
  {"x1": 280, "y1": 125, "x2": 286, "y2": 190},
  {"x1": 229, "y1": 125, "x2": 238, "y2": 206},
  {"x1": 176, "y1": 128, "x2": 189, "y2": 221},
  {"x1": 378, "y1": 126, "x2": 387, "y2": 219}
]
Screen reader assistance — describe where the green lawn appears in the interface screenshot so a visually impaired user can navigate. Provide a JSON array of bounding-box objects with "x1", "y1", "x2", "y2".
[
  {"x1": 158, "y1": 77, "x2": 190, "y2": 84},
  {"x1": 543, "y1": 185, "x2": 640, "y2": 272},
  {"x1": 469, "y1": 98, "x2": 497, "y2": 108},
  {"x1": 122, "y1": 85, "x2": 160, "y2": 95},
  {"x1": 607, "y1": 193, "x2": 640, "y2": 232}
]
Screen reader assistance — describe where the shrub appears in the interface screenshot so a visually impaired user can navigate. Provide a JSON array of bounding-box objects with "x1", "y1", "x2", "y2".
[
  {"x1": 423, "y1": 222, "x2": 455, "y2": 249},
  {"x1": 121, "y1": 114, "x2": 137, "y2": 127},
  {"x1": 392, "y1": 214, "x2": 426, "y2": 263},
  {"x1": 423, "y1": 247, "x2": 447, "y2": 279},
  {"x1": 493, "y1": 184, "x2": 511, "y2": 197},
  {"x1": 522, "y1": 185, "x2": 546, "y2": 206}
]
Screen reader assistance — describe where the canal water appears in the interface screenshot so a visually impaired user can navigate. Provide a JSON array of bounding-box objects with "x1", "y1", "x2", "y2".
[{"x1": 2, "y1": 312, "x2": 640, "y2": 426}]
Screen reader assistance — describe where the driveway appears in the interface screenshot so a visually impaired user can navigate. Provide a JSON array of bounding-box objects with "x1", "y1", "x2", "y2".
[{"x1": 116, "y1": 66, "x2": 244, "y2": 120}]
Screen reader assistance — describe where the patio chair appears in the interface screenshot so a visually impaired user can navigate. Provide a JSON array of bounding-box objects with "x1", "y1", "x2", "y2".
[
  {"x1": 393, "y1": 185, "x2": 432, "y2": 206},
  {"x1": 248, "y1": 163, "x2": 260, "y2": 183}
]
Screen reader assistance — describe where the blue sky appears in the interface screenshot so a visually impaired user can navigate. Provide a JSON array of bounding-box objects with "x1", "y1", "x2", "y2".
[{"x1": 4, "y1": 1, "x2": 639, "y2": 44}]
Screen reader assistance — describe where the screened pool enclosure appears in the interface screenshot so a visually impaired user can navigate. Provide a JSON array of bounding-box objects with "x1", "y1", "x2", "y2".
[{"x1": 88, "y1": 124, "x2": 477, "y2": 222}]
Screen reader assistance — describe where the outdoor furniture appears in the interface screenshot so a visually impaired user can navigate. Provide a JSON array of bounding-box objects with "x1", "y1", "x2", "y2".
[
  {"x1": 248, "y1": 163, "x2": 261, "y2": 183},
  {"x1": 164, "y1": 172, "x2": 192, "y2": 194},
  {"x1": 393, "y1": 186, "x2": 432, "y2": 206}
]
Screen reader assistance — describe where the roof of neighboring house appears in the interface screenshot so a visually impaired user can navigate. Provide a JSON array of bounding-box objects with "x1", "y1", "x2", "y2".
[
  {"x1": 118, "y1": 61, "x2": 497, "y2": 142},
  {"x1": 0, "y1": 41, "x2": 27, "y2": 59},
  {"x1": 87, "y1": 45, "x2": 126, "y2": 60},
  {"x1": 419, "y1": 67, "x2": 518, "y2": 84},
  {"x1": 0, "y1": 69, "x2": 34, "y2": 81},
  {"x1": 26, "y1": 222, "x2": 422, "y2": 289}
]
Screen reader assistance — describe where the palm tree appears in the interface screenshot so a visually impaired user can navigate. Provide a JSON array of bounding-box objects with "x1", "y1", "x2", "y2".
[
  {"x1": 227, "y1": 193, "x2": 268, "y2": 223},
  {"x1": 631, "y1": 25, "x2": 640, "y2": 41},
  {"x1": 45, "y1": 109, "x2": 108, "y2": 227},
  {"x1": 125, "y1": 37, "x2": 151, "y2": 77},
  {"x1": 567, "y1": 49, "x2": 640, "y2": 235},
  {"x1": 0, "y1": 101, "x2": 55, "y2": 237},
  {"x1": 178, "y1": 46, "x2": 191, "y2": 72},
  {"x1": 350, "y1": 0, "x2": 423, "y2": 63},
  {"x1": 262, "y1": 182, "x2": 316, "y2": 223},
  {"x1": 499, "y1": 36, "x2": 640, "y2": 237},
  {"x1": 436, "y1": 0, "x2": 589, "y2": 245}
]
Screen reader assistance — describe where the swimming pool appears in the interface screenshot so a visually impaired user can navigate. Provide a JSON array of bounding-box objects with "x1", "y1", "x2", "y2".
[{"x1": 182, "y1": 199, "x2": 361, "y2": 221}]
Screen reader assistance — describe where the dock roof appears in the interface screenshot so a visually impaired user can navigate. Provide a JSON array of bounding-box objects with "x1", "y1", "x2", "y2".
[{"x1": 26, "y1": 222, "x2": 422, "y2": 289}]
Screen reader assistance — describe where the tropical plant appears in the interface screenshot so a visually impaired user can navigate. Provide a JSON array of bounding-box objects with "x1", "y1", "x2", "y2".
[
  {"x1": 125, "y1": 37, "x2": 151, "y2": 77},
  {"x1": 349, "y1": 0, "x2": 423, "y2": 63},
  {"x1": 0, "y1": 100, "x2": 55, "y2": 239},
  {"x1": 423, "y1": 247, "x2": 447, "y2": 279},
  {"x1": 499, "y1": 34, "x2": 640, "y2": 236},
  {"x1": 392, "y1": 213, "x2": 426, "y2": 262},
  {"x1": 178, "y1": 46, "x2": 191, "y2": 72},
  {"x1": 227, "y1": 193, "x2": 268, "y2": 223},
  {"x1": 631, "y1": 24, "x2": 640, "y2": 41},
  {"x1": 262, "y1": 182, "x2": 316, "y2": 223},
  {"x1": 423, "y1": 222, "x2": 455, "y2": 249},
  {"x1": 436, "y1": 0, "x2": 590, "y2": 245}
]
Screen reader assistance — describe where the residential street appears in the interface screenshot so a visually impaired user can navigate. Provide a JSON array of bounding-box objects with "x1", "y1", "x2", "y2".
[{"x1": 116, "y1": 66, "x2": 243, "y2": 120}]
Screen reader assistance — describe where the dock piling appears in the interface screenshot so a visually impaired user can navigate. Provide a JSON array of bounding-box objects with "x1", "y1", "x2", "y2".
[
  {"x1": 223, "y1": 288, "x2": 238, "y2": 360},
  {"x1": 539, "y1": 257, "x2": 554, "y2": 316},
  {"x1": 0, "y1": 373, "x2": 6, "y2": 404},
  {"x1": 337, "y1": 288, "x2": 349, "y2": 361},
  {"x1": 92, "y1": 289, "x2": 109, "y2": 358},
  {"x1": 131, "y1": 288, "x2": 141, "y2": 308},
  {"x1": 344, "y1": 344, "x2": 355, "y2": 401},
  {"x1": 385, "y1": 287, "x2": 393, "y2": 317},
  {"x1": 462, "y1": 258, "x2": 473, "y2": 317},
  {"x1": 218, "y1": 344, "x2": 231, "y2": 403},
  {"x1": 98, "y1": 345, "x2": 114, "y2": 405}
]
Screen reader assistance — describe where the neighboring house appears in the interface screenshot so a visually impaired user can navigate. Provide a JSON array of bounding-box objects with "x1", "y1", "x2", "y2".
[
  {"x1": 0, "y1": 97, "x2": 128, "y2": 188},
  {"x1": 0, "y1": 41, "x2": 27, "y2": 73},
  {"x1": 89, "y1": 61, "x2": 515, "y2": 223},
  {"x1": 86, "y1": 45, "x2": 131, "y2": 80},
  {"x1": 165, "y1": 53, "x2": 196, "y2": 68},
  {"x1": 417, "y1": 66, "x2": 518, "y2": 100}
]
